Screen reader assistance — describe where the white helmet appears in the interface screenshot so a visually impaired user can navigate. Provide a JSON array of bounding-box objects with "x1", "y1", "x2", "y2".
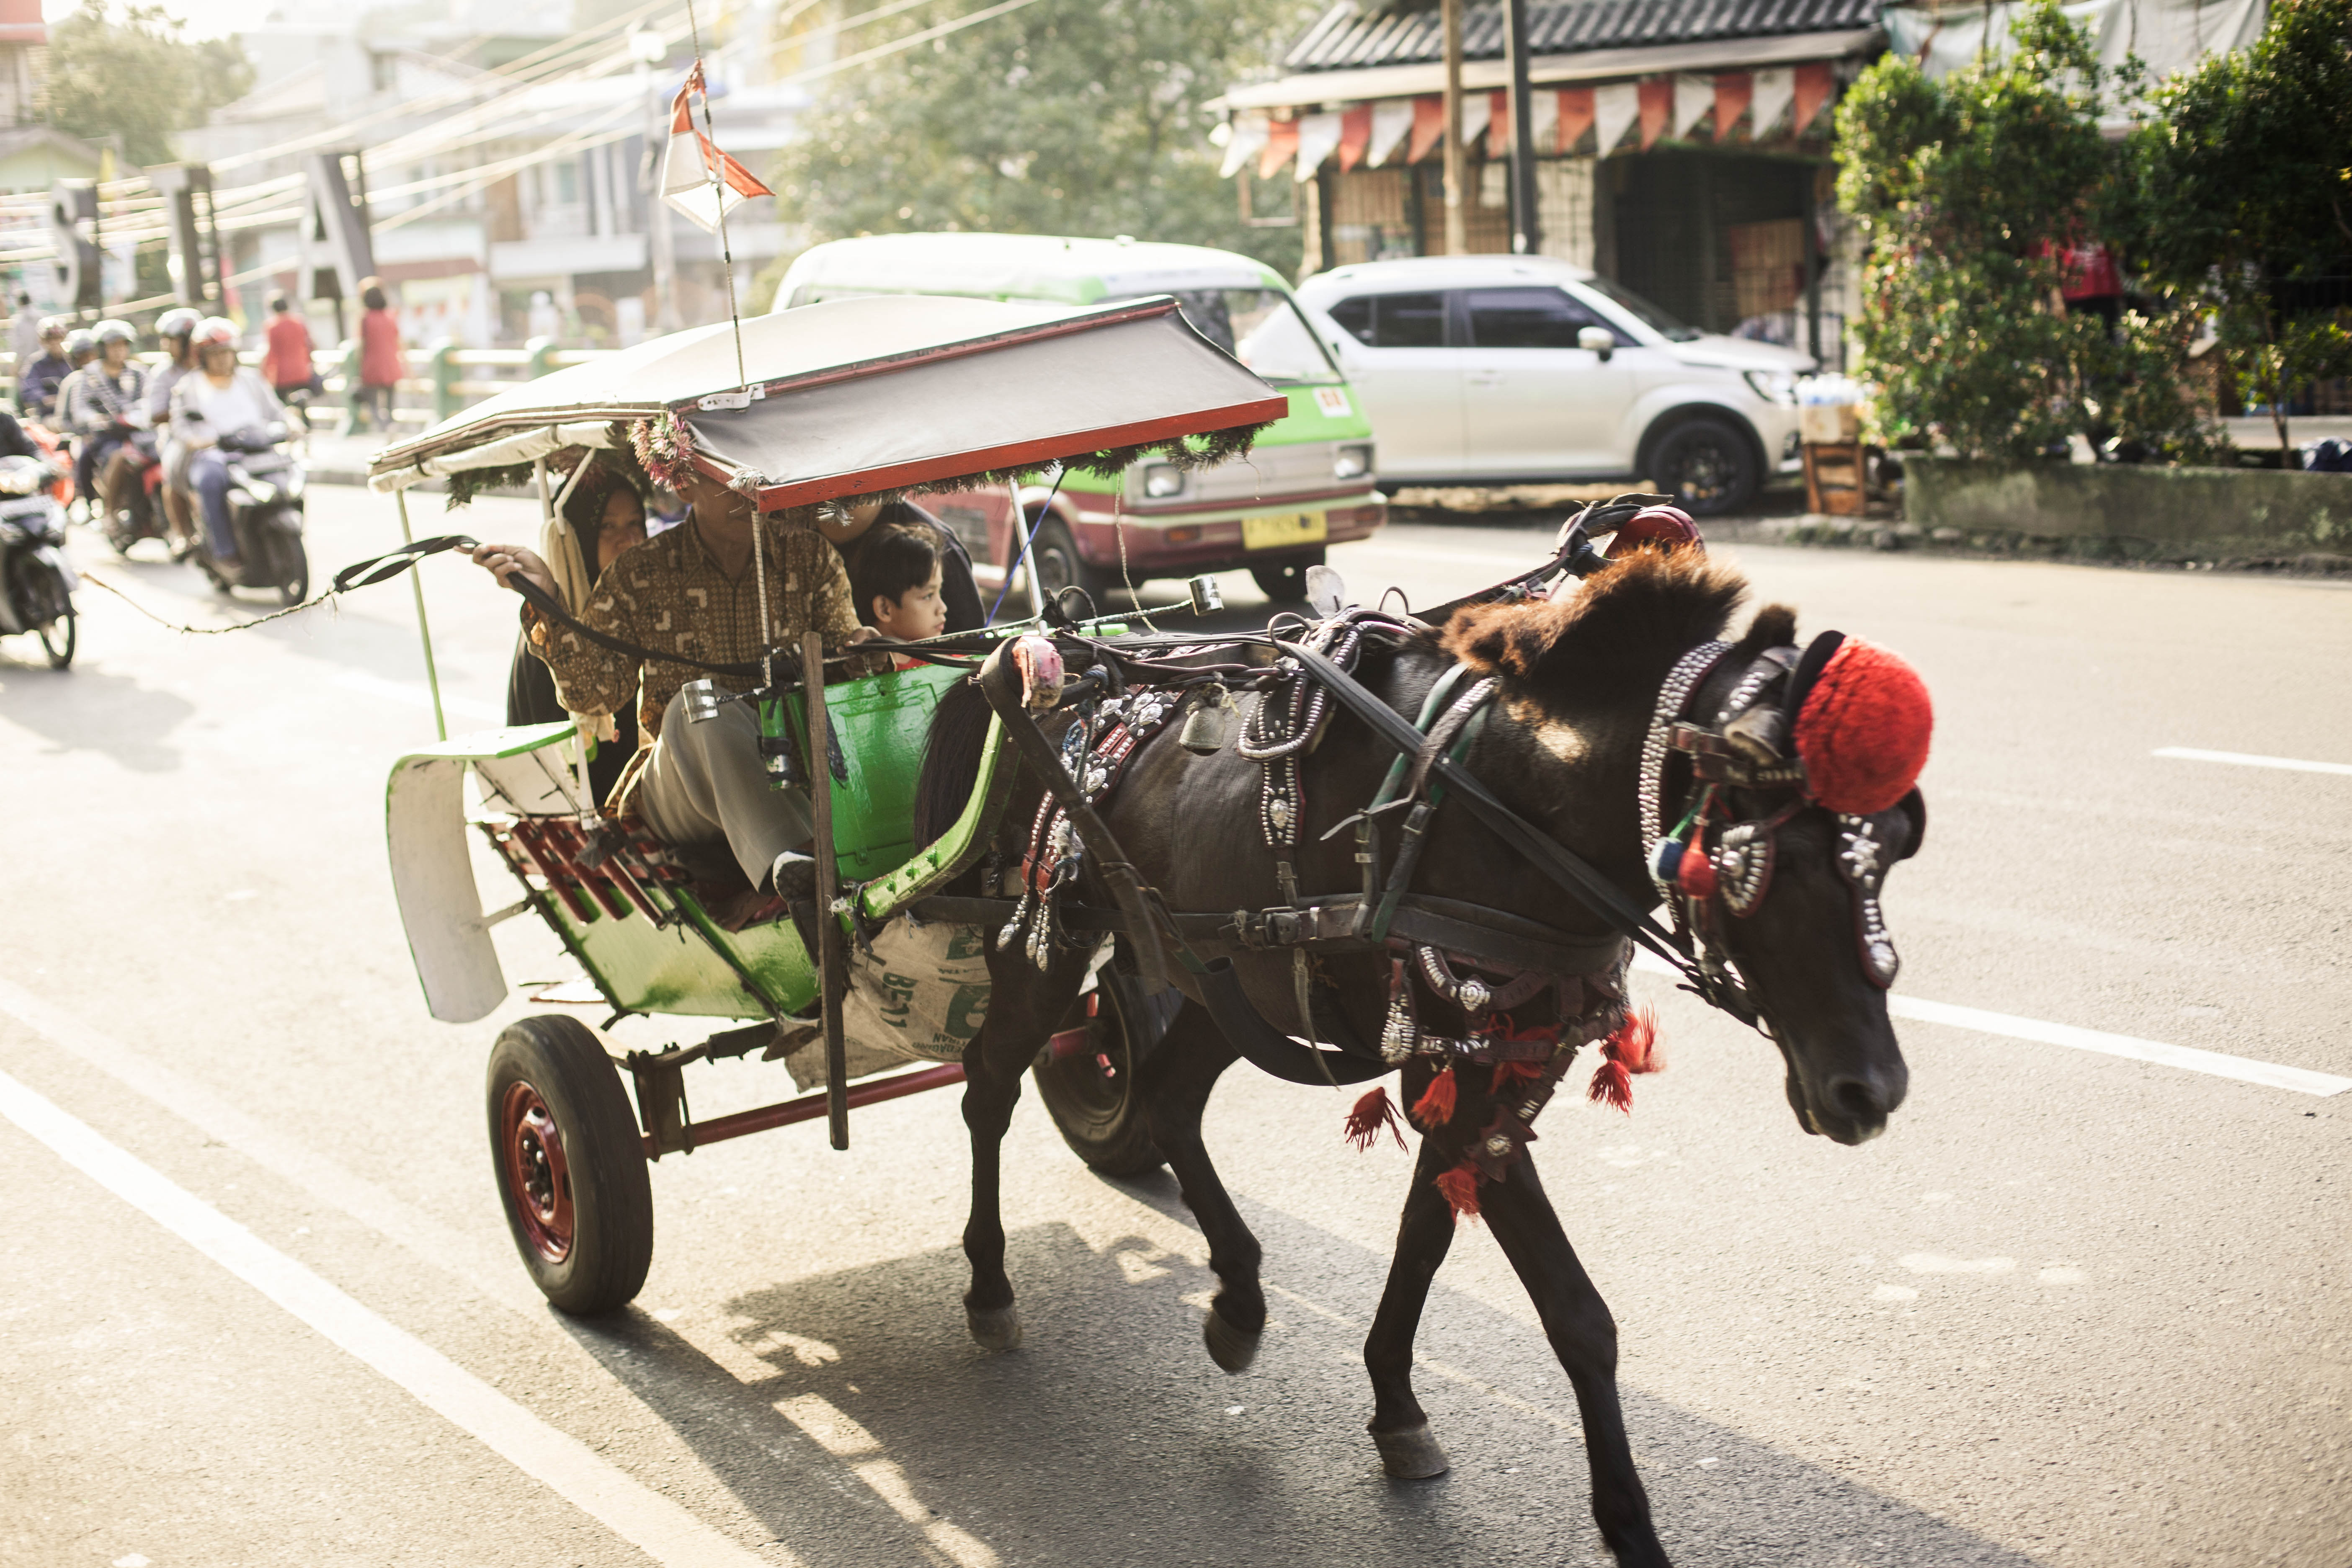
[
  {"x1": 156, "y1": 307, "x2": 202, "y2": 340},
  {"x1": 92, "y1": 318, "x2": 134, "y2": 346},
  {"x1": 191, "y1": 315, "x2": 239, "y2": 349}
]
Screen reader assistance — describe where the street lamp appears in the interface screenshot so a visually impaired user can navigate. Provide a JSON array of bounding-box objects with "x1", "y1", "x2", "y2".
[{"x1": 626, "y1": 24, "x2": 667, "y2": 66}]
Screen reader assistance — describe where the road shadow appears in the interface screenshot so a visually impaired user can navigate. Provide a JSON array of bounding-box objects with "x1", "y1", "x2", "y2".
[
  {"x1": 557, "y1": 1197, "x2": 2043, "y2": 1568},
  {"x1": 0, "y1": 659, "x2": 192, "y2": 773}
]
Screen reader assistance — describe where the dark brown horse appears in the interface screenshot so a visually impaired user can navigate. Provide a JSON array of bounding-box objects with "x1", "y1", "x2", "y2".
[{"x1": 916, "y1": 547, "x2": 1923, "y2": 1567}]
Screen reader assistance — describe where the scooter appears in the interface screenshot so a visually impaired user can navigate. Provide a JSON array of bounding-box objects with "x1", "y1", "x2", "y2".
[
  {"x1": 98, "y1": 428, "x2": 170, "y2": 557},
  {"x1": 0, "y1": 454, "x2": 77, "y2": 668},
  {"x1": 186, "y1": 422, "x2": 309, "y2": 609}
]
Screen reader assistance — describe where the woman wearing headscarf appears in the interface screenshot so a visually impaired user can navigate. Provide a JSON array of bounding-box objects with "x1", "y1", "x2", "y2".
[{"x1": 504, "y1": 451, "x2": 650, "y2": 803}]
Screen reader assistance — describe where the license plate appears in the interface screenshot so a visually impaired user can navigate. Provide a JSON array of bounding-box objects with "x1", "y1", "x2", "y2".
[{"x1": 1242, "y1": 511, "x2": 1328, "y2": 551}]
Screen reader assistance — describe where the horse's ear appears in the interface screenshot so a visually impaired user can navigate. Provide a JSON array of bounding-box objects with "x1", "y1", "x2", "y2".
[
  {"x1": 1893, "y1": 787, "x2": 1927, "y2": 860},
  {"x1": 1733, "y1": 603, "x2": 1798, "y2": 658}
]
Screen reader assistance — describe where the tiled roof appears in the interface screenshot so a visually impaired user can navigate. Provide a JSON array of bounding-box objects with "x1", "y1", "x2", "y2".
[{"x1": 1284, "y1": 0, "x2": 1882, "y2": 72}]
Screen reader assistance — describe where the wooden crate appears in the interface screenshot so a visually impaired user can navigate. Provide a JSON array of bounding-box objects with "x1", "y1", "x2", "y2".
[{"x1": 1804, "y1": 441, "x2": 1868, "y2": 516}]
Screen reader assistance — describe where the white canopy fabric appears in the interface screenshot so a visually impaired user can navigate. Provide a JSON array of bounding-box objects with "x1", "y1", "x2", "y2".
[{"x1": 366, "y1": 293, "x2": 1288, "y2": 507}]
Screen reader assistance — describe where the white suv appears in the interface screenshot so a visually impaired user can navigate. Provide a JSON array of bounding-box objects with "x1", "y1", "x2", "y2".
[{"x1": 1295, "y1": 255, "x2": 1811, "y2": 516}]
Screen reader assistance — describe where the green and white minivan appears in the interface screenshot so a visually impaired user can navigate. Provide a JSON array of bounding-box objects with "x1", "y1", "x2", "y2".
[{"x1": 774, "y1": 233, "x2": 1382, "y2": 603}]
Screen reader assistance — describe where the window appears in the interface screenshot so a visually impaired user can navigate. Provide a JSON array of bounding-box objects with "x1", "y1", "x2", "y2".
[
  {"x1": 1580, "y1": 276, "x2": 1703, "y2": 342},
  {"x1": 1465, "y1": 287, "x2": 1625, "y2": 349},
  {"x1": 1160, "y1": 288, "x2": 1342, "y2": 383},
  {"x1": 1326, "y1": 291, "x2": 1445, "y2": 348}
]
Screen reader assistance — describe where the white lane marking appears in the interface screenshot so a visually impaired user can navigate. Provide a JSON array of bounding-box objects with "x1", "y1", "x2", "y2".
[
  {"x1": 0, "y1": 977, "x2": 540, "y2": 1317},
  {"x1": 1889, "y1": 995, "x2": 2350, "y2": 1097},
  {"x1": 0, "y1": 1064, "x2": 783, "y2": 1568},
  {"x1": 2153, "y1": 746, "x2": 2352, "y2": 777},
  {"x1": 335, "y1": 668, "x2": 502, "y2": 722},
  {"x1": 1629, "y1": 951, "x2": 2351, "y2": 1096}
]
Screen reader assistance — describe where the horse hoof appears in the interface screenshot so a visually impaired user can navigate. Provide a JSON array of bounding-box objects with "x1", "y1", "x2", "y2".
[
  {"x1": 1202, "y1": 1306, "x2": 1261, "y2": 1373},
  {"x1": 1372, "y1": 1421, "x2": 1451, "y2": 1480},
  {"x1": 967, "y1": 1304, "x2": 1023, "y2": 1352}
]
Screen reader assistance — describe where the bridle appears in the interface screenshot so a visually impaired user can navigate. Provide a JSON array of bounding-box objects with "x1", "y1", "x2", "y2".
[{"x1": 1640, "y1": 632, "x2": 1908, "y2": 1002}]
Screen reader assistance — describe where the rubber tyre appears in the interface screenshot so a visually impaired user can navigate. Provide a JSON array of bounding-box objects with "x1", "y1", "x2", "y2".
[
  {"x1": 1028, "y1": 515, "x2": 1114, "y2": 607},
  {"x1": 486, "y1": 1015, "x2": 653, "y2": 1315},
  {"x1": 1647, "y1": 416, "x2": 1760, "y2": 518},
  {"x1": 1250, "y1": 549, "x2": 1324, "y2": 603},
  {"x1": 270, "y1": 520, "x2": 309, "y2": 608},
  {"x1": 1033, "y1": 968, "x2": 1171, "y2": 1176},
  {"x1": 11, "y1": 556, "x2": 72, "y2": 669}
]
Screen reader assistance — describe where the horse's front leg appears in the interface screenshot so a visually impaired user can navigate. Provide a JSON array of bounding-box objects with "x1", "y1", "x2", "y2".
[
  {"x1": 1135, "y1": 998, "x2": 1262, "y2": 1370},
  {"x1": 1362, "y1": 1135, "x2": 1462, "y2": 1478},
  {"x1": 961, "y1": 949, "x2": 1086, "y2": 1351},
  {"x1": 1483, "y1": 1154, "x2": 1669, "y2": 1568}
]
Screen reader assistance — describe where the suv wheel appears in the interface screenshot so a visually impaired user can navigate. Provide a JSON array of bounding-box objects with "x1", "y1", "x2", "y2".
[{"x1": 1647, "y1": 417, "x2": 1759, "y2": 518}]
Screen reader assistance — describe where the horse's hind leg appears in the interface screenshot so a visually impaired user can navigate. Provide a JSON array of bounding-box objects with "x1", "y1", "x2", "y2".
[
  {"x1": 961, "y1": 950, "x2": 1086, "y2": 1351},
  {"x1": 1362, "y1": 1138, "x2": 1462, "y2": 1479},
  {"x1": 1135, "y1": 998, "x2": 1262, "y2": 1371},
  {"x1": 1483, "y1": 1155, "x2": 1669, "y2": 1568}
]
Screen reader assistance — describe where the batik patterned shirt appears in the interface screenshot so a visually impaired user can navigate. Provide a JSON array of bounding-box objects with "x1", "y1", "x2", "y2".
[{"x1": 526, "y1": 514, "x2": 869, "y2": 747}]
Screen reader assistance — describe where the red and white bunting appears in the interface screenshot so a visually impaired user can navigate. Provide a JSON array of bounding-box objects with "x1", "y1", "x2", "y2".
[
  {"x1": 1224, "y1": 62, "x2": 1842, "y2": 176},
  {"x1": 661, "y1": 63, "x2": 774, "y2": 233}
]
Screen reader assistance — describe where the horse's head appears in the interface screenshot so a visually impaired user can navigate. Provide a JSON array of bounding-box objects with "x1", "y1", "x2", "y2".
[{"x1": 1442, "y1": 552, "x2": 1931, "y2": 1147}]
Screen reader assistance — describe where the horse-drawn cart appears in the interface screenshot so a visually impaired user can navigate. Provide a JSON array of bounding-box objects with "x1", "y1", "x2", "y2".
[{"x1": 371, "y1": 294, "x2": 1287, "y2": 1312}]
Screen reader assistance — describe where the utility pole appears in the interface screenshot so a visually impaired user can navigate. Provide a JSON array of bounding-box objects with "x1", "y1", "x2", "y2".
[
  {"x1": 1441, "y1": 0, "x2": 1466, "y2": 255},
  {"x1": 1503, "y1": 0, "x2": 1540, "y2": 255},
  {"x1": 631, "y1": 27, "x2": 681, "y2": 334}
]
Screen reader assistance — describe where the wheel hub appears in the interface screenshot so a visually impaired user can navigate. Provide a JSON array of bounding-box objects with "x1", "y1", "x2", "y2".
[{"x1": 500, "y1": 1081, "x2": 573, "y2": 1264}]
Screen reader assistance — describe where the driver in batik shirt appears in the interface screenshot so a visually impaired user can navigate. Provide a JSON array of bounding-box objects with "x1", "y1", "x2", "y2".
[{"x1": 471, "y1": 457, "x2": 881, "y2": 897}]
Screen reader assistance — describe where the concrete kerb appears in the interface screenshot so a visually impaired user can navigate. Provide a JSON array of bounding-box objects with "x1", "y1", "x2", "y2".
[{"x1": 1891, "y1": 456, "x2": 2352, "y2": 568}]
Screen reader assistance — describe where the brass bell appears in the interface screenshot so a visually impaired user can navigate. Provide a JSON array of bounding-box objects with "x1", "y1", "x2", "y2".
[{"x1": 1178, "y1": 684, "x2": 1231, "y2": 754}]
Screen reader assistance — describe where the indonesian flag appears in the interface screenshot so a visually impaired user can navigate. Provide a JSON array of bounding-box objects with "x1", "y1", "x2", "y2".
[{"x1": 662, "y1": 64, "x2": 773, "y2": 233}]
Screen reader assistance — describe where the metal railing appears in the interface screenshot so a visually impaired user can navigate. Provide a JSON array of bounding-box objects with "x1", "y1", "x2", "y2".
[{"x1": 0, "y1": 335, "x2": 618, "y2": 427}]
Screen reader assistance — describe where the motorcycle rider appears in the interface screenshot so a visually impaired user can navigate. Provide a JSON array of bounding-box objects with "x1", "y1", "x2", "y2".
[
  {"x1": 145, "y1": 307, "x2": 202, "y2": 550},
  {"x1": 170, "y1": 316, "x2": 284, "y2": 578},
  {"x1": 18, "y1": 318, "x2": 69, "y2": 423},
  {"x1": 62, "y1": 319, "x2": 145, "y2": 523}
]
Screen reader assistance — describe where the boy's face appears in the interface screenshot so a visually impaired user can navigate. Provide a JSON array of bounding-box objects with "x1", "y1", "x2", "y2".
[{"x1": 873, "y1": 563, "x2": 946, "y2": 642}]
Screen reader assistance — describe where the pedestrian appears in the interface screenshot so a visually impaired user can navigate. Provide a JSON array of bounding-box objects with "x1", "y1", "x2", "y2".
[
  {"x1": 10, "y1": 292, "x2": 43, "y2": 378},
  {"x1": 353, "y1": 279, "x2": 400, "y2": 434},
  {"x1": 263, "y1": 295, "x2": 317, "y2": 437}
]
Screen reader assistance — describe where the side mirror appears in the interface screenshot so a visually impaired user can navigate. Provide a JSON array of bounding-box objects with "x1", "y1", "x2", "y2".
[{"x1": 1577, "y1": 326, "x2": 1616, "y2": 362}]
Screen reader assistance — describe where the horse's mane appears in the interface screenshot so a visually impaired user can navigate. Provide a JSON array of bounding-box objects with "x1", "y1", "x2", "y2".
[{"x1": 1437, "y1": 548, "x2": 1763, "y2": 691}]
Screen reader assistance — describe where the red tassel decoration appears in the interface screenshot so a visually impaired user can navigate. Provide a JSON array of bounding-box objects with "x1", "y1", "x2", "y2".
[
  {"x1": 1344, "y1": 1086, "x2": 1406, "y2": 1151},
  {"x1": 1586, "y1": 1005, "x2": 1663, "y2": 1114},
  {"x1": 1410, "y1": 1064, "x2": 1459, "y2": 1129},
  {"x1": 1491, "y1": 1057, "x2": 1547, "y2": 1091},
  {"x1": 1677, "y1": 842, "x2": 1718, "y2": 900},
  {"x1": 1434, "y1": 1161, "x2": 1483, "y2": 1222}
]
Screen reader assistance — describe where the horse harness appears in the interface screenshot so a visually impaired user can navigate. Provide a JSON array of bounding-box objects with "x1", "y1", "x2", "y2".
[{"x1": 1640, "y1": 634, "x2": 1906, "y2": 997}]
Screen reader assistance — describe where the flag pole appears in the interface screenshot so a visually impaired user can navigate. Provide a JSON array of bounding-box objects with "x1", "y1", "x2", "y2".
[{"x1": 682, "y1": 0, "x2": 748, "y2": 389}]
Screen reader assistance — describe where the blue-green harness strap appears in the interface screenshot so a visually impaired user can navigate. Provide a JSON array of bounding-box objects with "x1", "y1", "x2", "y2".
[{"x1": 1355, "y1": 665, "x2": 1493, "y2": 944}]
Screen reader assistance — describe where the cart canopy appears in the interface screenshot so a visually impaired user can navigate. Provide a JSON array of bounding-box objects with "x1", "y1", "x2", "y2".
[{"x1": 366, "y1": 294, "x2": 1288, "y2": 511}]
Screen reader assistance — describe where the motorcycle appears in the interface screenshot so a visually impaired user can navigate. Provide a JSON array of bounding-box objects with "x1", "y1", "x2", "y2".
[
  {"x1": 0, "y1": 454, "x2": 77, "y2": 669},
  {"x1": 98, "y1": 428, "x2": 170, "y2": 558},
  {"x1": 186, "y1": 423, "x2": 309, "y2": 608}
]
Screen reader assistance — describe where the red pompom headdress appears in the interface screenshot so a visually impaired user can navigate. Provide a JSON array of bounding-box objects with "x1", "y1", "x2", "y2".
[{"x1": 1791, "y1": 635, "x2": 1933, "y2": 813}]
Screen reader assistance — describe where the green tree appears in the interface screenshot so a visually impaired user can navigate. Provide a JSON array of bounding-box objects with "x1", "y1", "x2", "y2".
[
  {"x1": 45, "y1": 3, "x2": 254, "y2": 168},
  {"x1": 2126, "y1": 0, "x2": 2352, "y2": 453},
  {"x1": 767, "y1": 0, "x2": 1313, "y2": 286},
  {"x1": 1834, "y1": 1, "x2": 2213, "y2": 461}
]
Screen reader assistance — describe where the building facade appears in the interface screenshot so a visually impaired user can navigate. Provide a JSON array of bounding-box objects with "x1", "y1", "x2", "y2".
[{"x1": 1219, "y1": 0, "x2": 1882, "y2": 367}]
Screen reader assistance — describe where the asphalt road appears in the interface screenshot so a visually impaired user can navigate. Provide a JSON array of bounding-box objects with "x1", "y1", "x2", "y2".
[{"x1": 3, "y1": 486, "x2": 2347, "y2": 1568}]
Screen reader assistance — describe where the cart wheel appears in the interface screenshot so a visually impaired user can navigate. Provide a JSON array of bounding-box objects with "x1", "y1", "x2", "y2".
[
  {"x1": 1033, "y1": 969, "x2": 1170, "y2": 1176},
  {"x1": 486, "y1": 1015, "x2": 653, "y2": 1315}
]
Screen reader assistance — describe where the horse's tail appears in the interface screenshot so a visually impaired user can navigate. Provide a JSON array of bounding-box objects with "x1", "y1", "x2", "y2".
[{"x1": 913, "y1": 677, "x2": 994, "y2": 848}]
